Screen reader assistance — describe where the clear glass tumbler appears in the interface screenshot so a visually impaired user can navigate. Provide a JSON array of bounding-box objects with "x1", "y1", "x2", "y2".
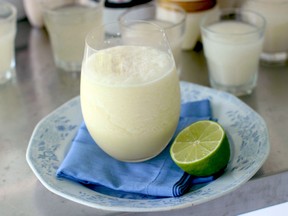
[
  {"x1": 201, "y1": 9, "x2": 266, "y2": 96},
  {"x1": 39, "y1": 0, "x2": 104, "y2": 72}
]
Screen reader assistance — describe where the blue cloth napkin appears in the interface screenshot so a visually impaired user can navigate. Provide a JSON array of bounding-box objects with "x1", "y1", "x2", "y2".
[{"x1": 56, "y1": 99, "x2": 215, "y2": 198}]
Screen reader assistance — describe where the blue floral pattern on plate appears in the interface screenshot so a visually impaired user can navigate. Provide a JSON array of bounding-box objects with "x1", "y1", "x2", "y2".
[{"x1": 26, "y1": 82, "x2": 270, "y2": 212}]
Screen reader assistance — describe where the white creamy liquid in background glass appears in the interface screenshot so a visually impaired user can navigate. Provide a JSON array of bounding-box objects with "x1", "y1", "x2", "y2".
[
  {"x1": 44, "y1": 4, "x2": 102, "y2": 68},
  {"x1": 202, "y1": 21, "x2": 263, "y2": 86},
  {"x1": 242, "y1": 0, "x2": 288, "y2": 54},
  {"x1": 81, "y1": 45, "x2": 180, "y2": 162},
  {"x1": 0, "y1": 22, "x2": 15, "y2": 80}
]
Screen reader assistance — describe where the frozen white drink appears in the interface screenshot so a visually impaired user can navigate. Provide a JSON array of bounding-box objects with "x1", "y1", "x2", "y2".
[{"x1": 81, "y1": 45, "x2": 180, "y2": 162}]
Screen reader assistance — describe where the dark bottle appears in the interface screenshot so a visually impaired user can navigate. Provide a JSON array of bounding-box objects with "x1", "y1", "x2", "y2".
[{"x1": 103, "y1": 0, "x2": 153, "y2": 24}]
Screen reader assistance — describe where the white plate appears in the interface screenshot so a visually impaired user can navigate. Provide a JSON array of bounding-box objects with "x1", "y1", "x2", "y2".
[{"x1": 26, "y1": 81, "x2": 270, "y2": 212}]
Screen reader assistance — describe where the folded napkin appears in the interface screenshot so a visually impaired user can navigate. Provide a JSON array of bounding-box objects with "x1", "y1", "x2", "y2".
[{"x1": 56, "y1": 99, "x2": 215, "y2": 198}]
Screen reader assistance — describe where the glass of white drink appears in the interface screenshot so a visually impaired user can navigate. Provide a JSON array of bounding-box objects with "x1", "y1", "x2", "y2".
[
  {"x1": 81, "y1": 21, "x2": 181, "y2": 162},
  {"x1": 39, "y1": 0, "x2": 103, "y2": 72},
  {"x1": 200, "y1": 9, "x2": 266, "y2": 96},
  {"x1": 0, "y1": 1, "x2": 17, "y2": 84},
  {"x1": 119, "y1": 2, "x2": 185, "y2": 75},
  {"x1": 242, "y1": 0, "x2": 288, "y2": 65}
]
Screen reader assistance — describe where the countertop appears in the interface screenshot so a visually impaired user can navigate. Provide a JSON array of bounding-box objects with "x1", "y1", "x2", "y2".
[{"x1": 1, "y1": 20, "x2": 288, "y2": 216}]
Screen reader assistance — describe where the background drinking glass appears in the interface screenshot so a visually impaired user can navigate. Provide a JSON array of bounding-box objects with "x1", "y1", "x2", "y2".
[
  {"x1": 242, "y1": 0, "x2": 288, "y2": 65},
  {"x1": 81, "y1": 21, "x2": 181, "y2": 162},
  {"x1": 0, "y1": 1, "x2": 17, "y2": 85},
  {"x1": 39, "y1": 0, "x2": 103, "y2": 72},
  {"x1": 201, "y1": 9, "x2": 266, "y2": 96},
  {"x1": 119, "y1": 2, "x2": 185, "y2": 75}
]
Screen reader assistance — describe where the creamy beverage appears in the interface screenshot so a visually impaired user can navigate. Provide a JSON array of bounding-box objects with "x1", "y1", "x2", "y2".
[
  {"x1": 242, "y1": 0, "x2": 288, "y2": 53},
  {"x1": 81, "y1": 45, "x2": 180, "y2": 161},
  {"x1": 43, "y1": 3, "x2": 102, "y2": 71},
  {"x1": 202, "y1": 21, "x2": 263, "y2": 88},
  {"x1": 242, "y1": 0, "x2": 288, "y2": 63}
]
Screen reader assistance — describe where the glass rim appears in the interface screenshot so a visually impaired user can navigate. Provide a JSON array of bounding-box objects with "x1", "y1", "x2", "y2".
[
  {"x1": 0, "y1": 1, "x2": 17, "y2": 23},
  {"x1": 40, "y1": 0, "x2": 104, "y2": 14},
  {"x1": 118, "y1": 2, "x2": 186, "y2": 31},
  {"x1": 121, "y1": 19, "x2": 169, "y2": 34},
  {"x1": 85, "y1": 20, "x2": 171, "y2": 46},
  {"x1": 84, "y1": 20, "x2": 174, "y2": 60},
  {"x1": 200, "y1": 8, "x2": 266, "y2": 36}
]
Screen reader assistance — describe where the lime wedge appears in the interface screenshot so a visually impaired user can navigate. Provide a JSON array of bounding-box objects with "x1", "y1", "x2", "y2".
[{"x1": 170, "y1": 120, "x2": 230, "y2": 177}]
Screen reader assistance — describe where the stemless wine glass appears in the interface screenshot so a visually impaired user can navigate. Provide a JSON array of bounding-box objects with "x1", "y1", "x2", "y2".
[{"x1": 81, "y1": 21, "x2": 181, "y2": 162}]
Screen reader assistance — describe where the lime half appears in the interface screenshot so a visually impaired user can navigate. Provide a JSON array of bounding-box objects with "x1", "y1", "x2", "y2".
[{"x1": 170, "y1": 120, "x2": 230, "y2": 177}]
